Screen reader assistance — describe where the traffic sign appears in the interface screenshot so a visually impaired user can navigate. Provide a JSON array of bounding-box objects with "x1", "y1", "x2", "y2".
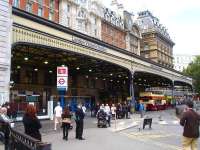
[
  {"x1": 57, "y1": 76, "x2": 68, "y2": 88},
  {"x1": 57, "y1": 66, "x2": 68, "y2": 91}
]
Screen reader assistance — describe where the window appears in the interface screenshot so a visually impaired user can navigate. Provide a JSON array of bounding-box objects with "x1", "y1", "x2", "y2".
[
  {"x1": 78, "y1": 20, "x2": 82, "y2": 30},
  {"x1": 49, "y1": 0, "x2": 54, "y2": 9},
  {"x1": 94, "y1": 17, "x2": 97, "y2": 25},
  {"x1": 67, "y1": 4, "x2": 70, "y2": 13},
  {"x1": 78, "y1": 10, "x2": 85, "y2": 19},
  {"x1": 38, "y1": 0, "x2": 43, "y2": 5},
  {"x1": 144, "y1": 44, "x2": 149, "y2": 51},
  {"x1": 49, "y1": 12, "x2": 54, "y2": 21},
  {"x1": 38, "y1": 7, "x2": 43, "y2": 16},
  {"x1": 26, "y1": 2, "x2": 32, "y2": 13},
  {"x1": 94, "y1": 29, "x2": 97, "y2": 36},
  {"x1": 67, "y1": 17, "x2": 70, "y2": 27},
  {"x1": 13, "y1": 0, "x2": 20, "y2": 7}
]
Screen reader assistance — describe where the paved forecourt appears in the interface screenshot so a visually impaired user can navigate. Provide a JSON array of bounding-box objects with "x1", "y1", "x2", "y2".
[{"x1": 41, "y1": 110, "x2": 200, "y2": 150}]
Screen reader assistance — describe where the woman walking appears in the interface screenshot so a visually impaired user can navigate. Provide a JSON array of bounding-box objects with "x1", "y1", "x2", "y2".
[
  {"x1": 62, "y1": 107, "x2": 71, "y2": 140},
  {"x1": 23, "y1": 104, "x2": 42, "y2": 141}
]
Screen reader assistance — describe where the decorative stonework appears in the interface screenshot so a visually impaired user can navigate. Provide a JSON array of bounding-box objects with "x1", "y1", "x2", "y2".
[
  {"x1": 136, "y1": 10, "x2": 173, "y2": 44},
  {"x1": 11, "y1": 18, "x2": 192, "y2": 86},
  {"x1": 0, "y1": 0, "x2": 12, "y2": 104},
  {"x1": 102, "y1": 7, "x2": 124, "y2": 29}
]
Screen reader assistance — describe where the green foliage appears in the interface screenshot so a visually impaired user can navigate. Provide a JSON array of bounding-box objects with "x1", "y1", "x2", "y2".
[{"x1": 183, "y1": 56, "x2": 200, "y2": 93}]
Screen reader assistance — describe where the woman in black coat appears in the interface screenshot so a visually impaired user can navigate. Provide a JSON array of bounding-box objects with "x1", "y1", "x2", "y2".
[{"x1": 23, "y1": 105, "x2": 42, "y2": 141}]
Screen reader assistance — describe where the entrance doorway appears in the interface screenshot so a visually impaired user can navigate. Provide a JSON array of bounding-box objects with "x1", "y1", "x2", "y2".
[{"x1": 10, "y1": 43, "x2": 130, "y2": 116}]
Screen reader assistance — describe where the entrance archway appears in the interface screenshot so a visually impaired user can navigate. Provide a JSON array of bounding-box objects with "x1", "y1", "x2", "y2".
[{"x1": 10, "y1": 43, "x2": 130, "y2": 115}]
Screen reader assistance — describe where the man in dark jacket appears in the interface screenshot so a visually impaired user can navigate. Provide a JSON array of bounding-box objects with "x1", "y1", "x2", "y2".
[
  {"x1": 180, "y1": 100, "x2": 200, "y2": 150},
  {"x1": 75, "y1": 104, "x2": 85, "y2": 140}
]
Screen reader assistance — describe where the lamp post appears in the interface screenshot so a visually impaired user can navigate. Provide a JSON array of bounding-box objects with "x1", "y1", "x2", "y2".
[
  {"x1": 130, "y1": 70, "x2": 135, "y2": 111},
  {"x1": 172, "y1": 80, "x2": 175, "y2": 106}
]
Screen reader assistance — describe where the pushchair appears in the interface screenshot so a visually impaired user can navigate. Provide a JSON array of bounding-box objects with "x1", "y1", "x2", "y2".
[{"x1": 97, "y1": 110, "x2": 107, "y2": 128}]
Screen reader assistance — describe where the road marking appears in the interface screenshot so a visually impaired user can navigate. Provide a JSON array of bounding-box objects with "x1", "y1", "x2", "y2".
[
  {"x1": 159, "y1": 121, "x2": 168, "y2": 125},
  {"x1": 122, "y1": 132, "x2": 182, "y2": 150}
]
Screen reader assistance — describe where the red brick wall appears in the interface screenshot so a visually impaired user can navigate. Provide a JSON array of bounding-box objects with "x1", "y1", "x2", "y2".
[
  {"x1": 55, "y1": 0, "x2": 59, "y2": 23},
  {"x1": 20, "y1": 0, "x2": 26, "y2": 10},
  {"x1": 43, "y1": 0, "x2": 49, "y2": 20},
  {"x1": 32, "y1": 2, "x2": 38, "y2": 15},
  {"x1": 101, "y1": 21, "x2": 126, "y2": 49},
  {"x1": 10, "y1": 0, "x2": 59, "y2": 23}
]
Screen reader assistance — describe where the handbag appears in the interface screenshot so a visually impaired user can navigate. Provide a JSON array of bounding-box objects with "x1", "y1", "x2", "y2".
[{"x1": 62, "y1": 118, "x2": 71, "y2": 124}]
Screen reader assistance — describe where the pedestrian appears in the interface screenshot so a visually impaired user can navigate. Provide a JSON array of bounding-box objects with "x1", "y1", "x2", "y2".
[
  {"x1": 61, "y1": 107, "x2": 71, "y2": 141},
  {"x1": 180, "y1": 100, "x2": 200, "y2": 150},
  {"x1": 0, "y1": 106, "x2": 12, "y2": 150},
  {"x1": 82, "y1": 104, "x2": 87, "y2": 114},
  {"x1": 105, "y1": 104, "x2": 111, "y2": 127},
  {"x1": 111, "y1": 104, "x2": 116, "y2": 119},
  {"x1": 100, "y1": 104, "x2": 105, "y2": 110},
  {"x1": 139, "y1": 101, "x2": 144, "y2": 118},
  {"x1": 75, "y1": 104, "x2": 85, "y2": 140},
  {"x1": 124, "y1": 102, "x2": 129, "y2": 119},
  {"x1": 54, "y1": 102, "x2": 62, "y2": 130},
  {"x1": 23, "y1": 104, "x2": 42, "y2": 141}
]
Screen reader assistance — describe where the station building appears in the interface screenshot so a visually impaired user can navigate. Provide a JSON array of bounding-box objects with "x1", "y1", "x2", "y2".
[{"x1": 0, "y1": 0, "x2": 193, "y2": 118}]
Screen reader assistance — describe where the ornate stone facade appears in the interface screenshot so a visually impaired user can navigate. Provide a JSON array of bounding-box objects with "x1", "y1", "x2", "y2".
[
  {"x1": 124, "y1": 11, "x2": 141, "y2": 55},
  {"x1": 12, "y1": 12, "x2": 192, "y2": 85},
  {"x1": 136, "y1": 10, "x2": 174, "y2": 68},
  {"x1": 0, "y1": 0, "x2": 12, "y2": 104},
  {"x1": 101, "y1": 6, "x2": 126, "y2": 49},
  {"x1": 59, "y1": 0, "x2": 102, "y2": 39}
]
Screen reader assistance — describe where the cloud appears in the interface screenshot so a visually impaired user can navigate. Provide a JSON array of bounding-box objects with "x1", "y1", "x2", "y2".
[{"x1": 101, "y1": 0, "x2": 200, "y2": 55}]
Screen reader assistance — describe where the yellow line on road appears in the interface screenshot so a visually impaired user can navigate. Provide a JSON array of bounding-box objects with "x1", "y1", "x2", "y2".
[{"x1": 122, "y1": 132, "x2": 182, "y2": 150}]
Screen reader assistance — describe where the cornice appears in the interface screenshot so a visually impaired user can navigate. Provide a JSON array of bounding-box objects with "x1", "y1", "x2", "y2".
[{"x1": 12, "y1": 7, "x2": 184, "y2": 76}]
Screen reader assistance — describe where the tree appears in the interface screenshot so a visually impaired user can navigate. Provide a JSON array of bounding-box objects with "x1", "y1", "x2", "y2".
[{"x1": 183, "y1": 56, "x2": 200, "y2": 94}]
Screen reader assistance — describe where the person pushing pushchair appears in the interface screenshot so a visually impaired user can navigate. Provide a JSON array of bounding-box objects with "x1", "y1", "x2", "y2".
[{"x1": 96, "y1": 108, "x2": 107, "y2": 128}]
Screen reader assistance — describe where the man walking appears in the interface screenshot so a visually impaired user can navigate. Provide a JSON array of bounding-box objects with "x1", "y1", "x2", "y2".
[
  {"x1": 54, "y1": 102, "x2": 62, "y2": 131},
  {"x1": 139, "y1": 101, "x2": 144, "y2": 118},
  {"x1": 180, "y1": 100, "x2": 200, "y2": 150},
  {"x1": 75, "y1": 104, "x2": 85, "y2": 140}
]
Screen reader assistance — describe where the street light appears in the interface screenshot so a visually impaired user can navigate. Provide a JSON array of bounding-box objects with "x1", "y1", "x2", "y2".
[
  {"x1": 44, "y1": 61, "x2": 48, "y2": 64},
  {"x1": 24, "y1": 57, "x2": 29, "y2": 61}
]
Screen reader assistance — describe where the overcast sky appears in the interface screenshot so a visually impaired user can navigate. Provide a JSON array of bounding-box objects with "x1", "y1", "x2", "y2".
[{"x1": 101, "y1": 0, "x2": 200, "y2": 55}]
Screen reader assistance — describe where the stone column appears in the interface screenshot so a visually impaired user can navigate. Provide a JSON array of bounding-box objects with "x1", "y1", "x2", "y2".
[{"x1": 0, "y1": 0, "x2": 12, "y2": 105}]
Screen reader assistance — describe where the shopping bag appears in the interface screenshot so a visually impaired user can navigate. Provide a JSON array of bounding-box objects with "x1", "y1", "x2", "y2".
[{"x1": 62, "y1": 118, "x2": 71, "y2": 124}]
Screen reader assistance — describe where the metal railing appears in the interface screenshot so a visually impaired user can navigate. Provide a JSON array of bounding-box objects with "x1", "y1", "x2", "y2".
[
  {"x1": 0, "y1": 122, "x2": 51, "y2": 150},
  {"x1": 9, "y1": 127, "x2": 51, "y2": 150}
]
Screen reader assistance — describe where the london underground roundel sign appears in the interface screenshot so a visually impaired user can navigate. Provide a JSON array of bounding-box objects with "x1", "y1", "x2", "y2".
[{"x1": 57, "y1": 67, "x2": 68, "y2": 90}]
